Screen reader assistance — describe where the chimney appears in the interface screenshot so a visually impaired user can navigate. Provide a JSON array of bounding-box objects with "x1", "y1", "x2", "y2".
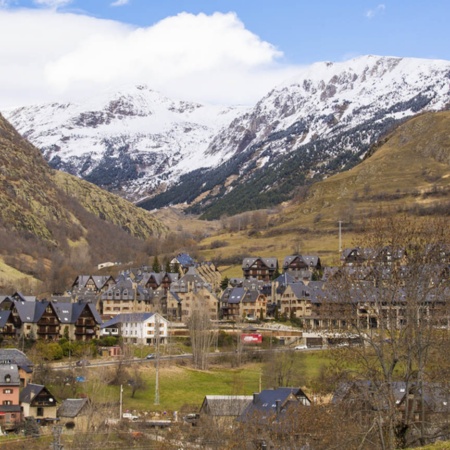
[
  {"x1": 275, "y1": 399, "x2": 281, "y2": 416},
  {"x1": 253, "y1": 393, "x2": 259, "y2": 404}
]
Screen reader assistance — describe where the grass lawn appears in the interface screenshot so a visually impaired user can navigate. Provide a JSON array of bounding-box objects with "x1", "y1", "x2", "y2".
[{"x1": 71, "y1": 350, "x2": 333, "y2": 414}]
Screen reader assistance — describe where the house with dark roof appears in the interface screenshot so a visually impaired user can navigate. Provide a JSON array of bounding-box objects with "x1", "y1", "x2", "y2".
[
  {"x1": 167, "y1": 267, "x2": 219, "y2": 322},
  {"x1": 0, "y1": 364, "x2": 21, "y2": 430},
  {"x1": 71, "y1": 275, "x2": 115, "y2": 293},
  {"x1": 20, "y1": 383, "x2": 57, "y2": 423},
  {"x1": 171, "y1": 253, "x2": 195, "y2": 273},
  {"x1": 100, "y1": 275, "x2": 154, "y2": 317},
  {"x1": 220, "y1": 286, "x2": 267, "y2": 321},
  {"x1": 0, "y1": 349, "x2": 33, "y2": 387},
  {"x1": 242, "y1": 257, "x2": 279, "y2": 282},
  {"x1": 238, "y1": 388, "x2": 311, "y2": 424},
  {"x1": 53, "y1": 301, "x2": 102, "y2": 341},
  {"x1": 282, "y1": 255, "x2": 322, "y2": 280}
]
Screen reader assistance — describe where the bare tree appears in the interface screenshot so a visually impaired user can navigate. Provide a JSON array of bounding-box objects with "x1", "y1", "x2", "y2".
[
  {"x1": 326, "y1": 215, "x2": 450, "y2": 449},
  {"x1": 187, "y1": 306, "x2": 215, "y2": 370}
]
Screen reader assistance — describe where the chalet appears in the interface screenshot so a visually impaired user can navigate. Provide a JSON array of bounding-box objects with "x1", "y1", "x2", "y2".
[
  {"x1": 71, "y1": 275, "x2": 115, "y2": 293},
  {"x1": 53, "y1": 301, "x2": 102, "y2": 341},
  {"x1": 20, "y1": 384, "x2": 57, "y2": 423},
  {"x1": 242, "y1": 257, "x2": 279, "y2": 282},
  {"x1": 278, "y1": 282, "x2": 310, "y2": 319},
  {"x1": 140, "y1": 271, "x2": 178, "y2": 291},
  {"x1": 101, "y1": 312, "x2": 168, "y2": 345},
  {"x1": 0, "y1": 364, "x2": 21, "y2": 431},
  {"x1": 282, "y1": 255, "x2": 322, "y2": 280}
]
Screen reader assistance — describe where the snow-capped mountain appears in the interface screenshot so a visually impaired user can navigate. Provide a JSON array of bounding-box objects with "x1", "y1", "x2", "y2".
[
  {"x1": 4, "y1": 55, "x2": 450, "y2": 215},
  {"x1": 4, "y1": 85, "x2": 248, "y2": 201}
]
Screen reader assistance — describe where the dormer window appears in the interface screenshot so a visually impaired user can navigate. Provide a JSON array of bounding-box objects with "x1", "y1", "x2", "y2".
[{"x1": 5, "y1": 375, "x2": 11, "y2": 383}]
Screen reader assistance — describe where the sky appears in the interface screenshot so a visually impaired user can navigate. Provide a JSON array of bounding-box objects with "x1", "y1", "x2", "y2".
[{"x1": 1, "y1": 0, "x2": 450, "y2": 109}]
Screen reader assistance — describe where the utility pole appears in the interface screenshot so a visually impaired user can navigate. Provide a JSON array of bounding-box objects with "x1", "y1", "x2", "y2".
[
  {"x1": 154, "y1": 314, "x2": 160, "y2": 405},
  {"x1": 338, "y1": 220, "x2": 342, "y2": 255},
  {"x1": 52, "y1": 425, "x2": 63, "y2": 450},
  {"x1": 119, "y1": 384, "x2": 123, "y2": 419}
]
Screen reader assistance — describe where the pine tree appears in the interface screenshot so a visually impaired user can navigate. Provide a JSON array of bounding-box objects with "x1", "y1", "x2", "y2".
[{"x1": 152, "y1": 255, "x2": 160, "y2": 273}]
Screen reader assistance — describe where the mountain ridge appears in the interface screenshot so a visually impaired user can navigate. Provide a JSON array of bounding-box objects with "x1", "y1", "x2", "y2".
[{"x1": 4, "y1": 55, "x2": 450, "y2": 218}]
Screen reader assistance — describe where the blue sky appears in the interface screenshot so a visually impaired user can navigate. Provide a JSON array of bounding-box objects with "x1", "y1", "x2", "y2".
[{"x1": 1, "y1": 0, "x2": 449, "y2": 108}]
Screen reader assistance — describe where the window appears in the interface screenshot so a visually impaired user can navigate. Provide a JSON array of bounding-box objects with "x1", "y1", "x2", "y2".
[
  {"x1": 37, "y1": 407, "x2": 44, "y2": 417},
  {"x1": 4, "y1": 375, "x2": 11, "y2": 383},
  {"x1": 3, "y1": 389, "x2": 12, "y2": 394},
  {"x1": 3, "y1": 401, "x2": 12, "y2": 405}
]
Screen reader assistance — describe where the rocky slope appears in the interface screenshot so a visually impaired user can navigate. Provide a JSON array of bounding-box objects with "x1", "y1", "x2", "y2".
[{"x1": 4, "y1": 85, "x2": 246, "y2": 202}]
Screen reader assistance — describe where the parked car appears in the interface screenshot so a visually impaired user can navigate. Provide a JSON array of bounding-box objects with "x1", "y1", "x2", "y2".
[
  {"x1": 76, "y1": 359, "x2": 90, "y2": 367},
  {"x1": 294, "y1": 345, "x2": 307, "y2": 350},
  {"x1": 123, "y1": 412, "x2": 138, "y2": 421},
  {"x1": 145, "y1": 354, "x2": 155, "y2": 359}
]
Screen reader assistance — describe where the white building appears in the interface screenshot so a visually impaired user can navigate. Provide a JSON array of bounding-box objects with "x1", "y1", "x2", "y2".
[{"x1": 100, "y1": 312, "x2": 169, "y2": 345}]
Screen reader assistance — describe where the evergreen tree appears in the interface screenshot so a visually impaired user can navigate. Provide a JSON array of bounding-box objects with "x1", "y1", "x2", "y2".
[
  {"x1": 220, "y1": 276, "x2": 230, "y2": 291},
  {"x1": 152, "y1": 255, "x2": 161, "y2": 273}
]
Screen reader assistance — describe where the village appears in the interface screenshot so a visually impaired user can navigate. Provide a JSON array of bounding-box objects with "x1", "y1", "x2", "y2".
[{"x1": 0, "y1": 240, "x2": 448, "y2": 448}]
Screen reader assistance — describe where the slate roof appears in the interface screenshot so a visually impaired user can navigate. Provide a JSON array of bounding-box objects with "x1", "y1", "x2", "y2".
[
  {"x1": 239, "y1": 388, "x2": 311, "y2": 422},
  {"x1": 0, "y1": 310, "x2": 12, "y2": 328},
  {"x1": 174, "y1": 253, "x2": 195, "y2": 268},
  {"x1": 242, "y1": 257, "x2": 278, "y2": 269},
  {"x1": 53, "y1": 302, "x2": 102, "y2": 325},
  {"x1": 14, "y1": 300, "x2": 47, "y2": 323},
  {"x1": 20, "y1": 383, "x2": 55, "y2": 405},
  {"x1": 200, "y1": 395, "x2": 252, "y2": 417},
  {"x1": 57, "y1": 398, "x2": 89, "y2": 418},
  {"x1": 0, "y1": 364, "x2": 20, "y2": 385},
  {"x1": 0, "y1": 349, "x2": 33, "y2": 373}
]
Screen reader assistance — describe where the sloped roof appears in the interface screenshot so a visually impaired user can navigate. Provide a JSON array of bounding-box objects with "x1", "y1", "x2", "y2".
[
  {"x1": 0, "y1": 364, "x2": 20, "y2": 385},
  {"x1": 0, "y1": 310, "x2": 11, "y2": 328},
  {"x1": 57, "y1": 398, "x2": 89, "y2": 418},
  {"x1": 174, "y1": 253, "x2": 195, "y2": 267},
  {"x1": 0, "y1": 349, "x2": 33, "y2": 373},
  {"x1": 242, "y1": 257, "x2": 278, "y2": 269},
  {"x1": 20, "y1": 383, "x2": 55, "y2": 405},
  {"x1": 53, "y1": 302, "x2": 102, "y2": 325},
  {"x1": 14, "y1": 300, "x2": 47, "y2": 323},
  {"x1": 239, "y1": 388, "x2": 310, "y2": 422},
  {"x1": 200, "y1": 395, "x2": 252, "y2": 416}
]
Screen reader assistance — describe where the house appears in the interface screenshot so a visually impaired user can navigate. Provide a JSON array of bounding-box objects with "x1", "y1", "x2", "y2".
[
  {"x1": 238, "y1": 388, "x2": 311, "y2": 423},
  {"x1": 0, "y1": 364, "x2": 21, "y2": 430},
  {"x1": 100, "y1": 275, "x2": 154, "y2": 317},
  {"x1": 101, "y1": 312, "x2": 169, "y2": 345},
  {"x1": 242, "y1": 258, "x2": 279, "y2": 282},
  {"x1": 57, "y1": 398, "x2": 91, "y2": 430},
  {"x1": 278, "y1": 282, "x2": 310, "y2": 319},
  {"x1": 20, "y1": 384, "x2": 57, "y2": 424},
  {"x1": 220, "y1": 286, "x2": 267, "y2": 321},
  {"x1": 167, "y1": 267, "x2": 219, "y2": 322},
  {"x1": 53, "y1": 301, "x2": 102, "y2": 341},
  {"x1": 199, "y1": 395, "x2": 252, "y2": 426},
  {"x1": 0, "y1": 349, "x2": 33, "y2": 387},
  {"x1": 171, "y1": 253, "x2": 195, "y2": 273},
  {"x1": 282, "y1": 255, "x2": 322, "y2": 280},
  {"x1": 71, "y1": 275, "x2": 115, "y2": 293}
]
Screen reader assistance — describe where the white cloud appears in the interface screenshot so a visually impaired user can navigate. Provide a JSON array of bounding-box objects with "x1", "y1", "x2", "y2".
[
  {"x1": 0, "y1": 9, "x2": 300, "y2": 108},
  {"x1": 366, "y1": 4, "x2": 386, "y2": 19},
  {"x1": 33, "y1": 0, "x2": 73, "y2": 8},
  {"x1": 111, "y1": 0, "x2": 130, "y2": 6}
]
